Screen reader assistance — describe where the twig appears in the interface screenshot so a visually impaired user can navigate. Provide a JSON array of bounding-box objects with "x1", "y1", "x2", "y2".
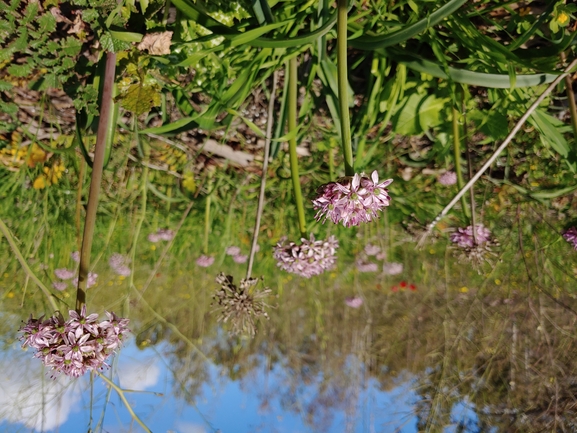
[
  {"x1": 418, "y1": 58, "x2": 577, "y2": 248},
  {"x1": 247, "y1": 70, "x2": 278, "y2": 279}
]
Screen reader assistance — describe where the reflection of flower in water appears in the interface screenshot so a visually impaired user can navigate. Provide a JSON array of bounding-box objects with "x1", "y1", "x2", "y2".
[
  {"x1": 438, "y1": 171, "x2": 457, "y2": 186},
  {"x1": 109, "y1": 253, "x2": 131, "y2": 276},
  {"x1": 312, "y1": 170, "x2": 393, "y2": 227},
  {"x1": 382, "y1": 262, "x2": 403, "y2": 275},
  {"x1": 147, "y1": 228, "x2": 175, "y2": 243},
  {"x1": 562, "y1": 227, "x2": 577, "y2": 250},
  {"x1": 345, "y1": 297, "x2": 363, "y2": 308},
  {"x1": 212, "y1": 273, "x2": 272, "y2": 337},
  {"x1": 19, "y1": 306, "x2": 129, "y2": 378},
  {"x1": 273, "y1": 234, "x2": 338, "y2": 278},
  {"x1": 196, "y1": 255, "x2": 215, "y2": 267}
]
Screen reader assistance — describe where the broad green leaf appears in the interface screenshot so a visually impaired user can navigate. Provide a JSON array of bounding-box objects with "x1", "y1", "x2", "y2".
[
  {"x1": 109, "y1": 30, "x2": 143, "y2": 43},
  {"x1": 100, "y1": 31, "x2": 133, "y2": 52},
  {"x1": 349, "y1": 0, "x2": 468, "y2": 49},
  {"x1": 418, "y1": 94, "x2": 449, "y2": 132},
  {"x1": 530, "y1": 110, "x2": 570, "y2": 158},
  {"x1": 389, "y1": 49, "x2": 559, "y2": 88},
  {"x1": 119, "y1": 83, "x2": 161, "y2": 115},
  {"x1": 38, "y1": 13, "x2": 56, "y2": 33},
  {"x1": 393, "y1": 92, "x2": 425, "y2": 136}
]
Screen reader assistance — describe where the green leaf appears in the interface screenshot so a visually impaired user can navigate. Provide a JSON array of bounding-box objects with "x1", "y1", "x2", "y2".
[
  {"x1": 393, "y1": 92, "x2": 425, "y2": 136},
  {"x1": 530, "y1": 109, "x2": 570, "y2": 158},
  {"x1": 418, "y1": 94, "x2": 449, "y2": 131},
  {"x1": 38, "y1": 13, "x2": 56, "y2": 33},
  {"x1": 119, "y1": 82, "x2": 161, "y2": 115},
  {"x1": 100, "y1": 31, "x2": 133, "y2": 52},
  {"x1": 349, "y1": 0, "x2": 468, "y2": 49},
  {"x1": 7, "y1": 61, "x2": 34, "y2": 77},
  {"x1": 0, "y1": 80, "x2": 13, "y2": 91},
  {"x1": 530, "y1": 184, "x2": 577, "y2": 199},
  {"x1": 109, "y1": 30, "x2": 143, "y2": 43}
]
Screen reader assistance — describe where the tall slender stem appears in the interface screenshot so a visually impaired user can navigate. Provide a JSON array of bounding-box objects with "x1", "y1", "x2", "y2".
[
  {"x1": 452, "y1": 104, "x2": 470, "y2": 222},
  {"x1": 337, "y1": 0, "x2": 354, "y2": 176},
  {"x1": 418, "y1": 58, "x2": 577, "y2": 246},
  {"x1": 288, "y1": 58, "x2": 307, "y2": 237},
  {"x1": 247, "y1": 71, "x2": 278, "y2": 279},
  {"x1": 76, "y1": 52, "x2": 116, "y2": 312},
  {"x1": 561, "y1": 52, "x2": 577, "y2": 140},
  {"x1": 203, "y1": 193, "x2": 211, "y2": 255}
]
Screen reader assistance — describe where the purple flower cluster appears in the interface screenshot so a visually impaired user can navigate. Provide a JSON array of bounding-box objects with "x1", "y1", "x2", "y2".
[
  {"x1": 345, "y1": 297, "x2": 363, "y2": 308},
  {"x1": 438, "y1": 171, "x2": 457, "y2": 186},
  {"x1": 563, "y1": 227, "x2": 577, "y2": 250},
  {"x1": 450, "y1": 224, "x2": 492, "y2": 248},
  {"x1": 273, "y1": 234, "x2": 338, "y2": 278},
  {"x1": 109, "y1": 253, "x2": 131, "y2": 277},
  {"x1": 147, "y1": 228, "x2": 175, "y2": 243},
  {"x1": 196, "y1": 255, "x2": 215, "y2": 267},
  {"x1": 312, "y1": 170, "x2": 393, "y2": 228},
  {"x1": 226, "y1": 245, "x2": 248, "y2": 264},
  {"x1": 19, "y1": 306, "x2": 129, "y2": 378}
]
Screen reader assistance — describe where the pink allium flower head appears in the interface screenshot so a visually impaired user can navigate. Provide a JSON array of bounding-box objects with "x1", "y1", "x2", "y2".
[
  {"x1": 72, "y1": 272, "x2": 98, "y2": 289},
  {"x1": 563, "y1": 227, "x2": 577, "y2": 250},
  {"x1": 356, "y1": 260, "x2": 379, "y2": 273},
  {"x1": 19, "y1": 306, "x2": 129, "y2": 378},
  {"x1": 312, "y1": 170, "x2": 393, "y2": 227},
  {"x1": 273, "y1": 234, "x2": 338, "y2": 278},
  {"x1": 345, "y1": 297, "x2": 363, "y2": 308},
  {"x1": 148, "y1": 228, "x2": 174, "y2": 243},
  {"x1": 233, "y1": 254, "x2": 248, "y2": 264},
  {"x1": 196, "y1": 255, "x2": 215, "y2": 267},
  {"x1": 71, "y1": 251, "x2": 80, "y2": 263},
  {"x1": 54, "y1": 268, "x2": 75, "y2": 280},
  {"x1": 226, "y1": 246, "x2": 241, "y2": 256},
  {"x1": 109, "y1": 253, "x2": 131, "y2": 276},
  {"x1": 52, "y1": 281, "x2": 68, "y2": 291},
  {"x1": 364, "y1": 244, "x2": 381, "y2": 256},
  {"x1": 450, "y1": 224, "x2": 492, "y2": 248},
  {"x1": 382, "y1": 262, "x2": 403, "y2": 275},
  {"x1": 438, "y1": 171, "x2": 457, "y2": 186}
]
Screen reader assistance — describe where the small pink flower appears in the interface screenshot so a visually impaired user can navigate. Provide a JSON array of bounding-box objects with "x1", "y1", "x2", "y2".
[
  {"x1": 196, "y1": 255, "x2": 215, "y2": 267},
  {"x1": 71, "y1": 251, "x2": 80, "y2": 263},
  {"x1": 273, "y1": 234, "x2": 338, "y2": 278},
  {"x1": 233, "y1": 254, "x2": 248, "y2": 264},
  {"x1": 312, "y1": 170, "x2": 393, "y2": 228},
  {"x1": 54, "y1": 268, "x2": 75, "y2": 280},
  {"x1": 72, "y1": 272, "x2": 98, "y2": 289},
  {"x1": 109, "y1": 253, "x2": 131, "y2": 276},
  {"x1": 345, "y1": 297, "x2": 363, "y2": 308},
  {"x1": 563, "y1": 227, "x2": 577, "y2": 250},
  {"x1": 148, "y1": 228, "x2": 174, "y2": 243},
  {"x1": 438, "y1": 171, "x2": 457, "y2": 186},
  {"x1": 356, "y1": 261, "x2": 378, "y2": 273},
  {"x1": 382, "y1": 262, "x2": 403, "y2": 275},
  {"x1": 450, "y1": 224, "x2": 492, "y2": 248},
  {"x1": 364, "y1": 244, "x2": 381, "y2": 256},
  {"x1": 226, "y1": 246, "x2": 241, "y2": 256},
  {"x1": 52, "y1": 281, "x2": 68, "y2": 291}
]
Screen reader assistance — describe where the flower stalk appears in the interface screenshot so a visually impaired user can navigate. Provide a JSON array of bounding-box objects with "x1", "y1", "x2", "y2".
[
  {"x1": 76, "y1": 51, "x2": 116, "y2": 312},
  {"x1": 288, "y1": 57, "x2": 307, "y2": 237},
  {"x1": 337, "y1": 0, "x2": 354, "y2": 176}
]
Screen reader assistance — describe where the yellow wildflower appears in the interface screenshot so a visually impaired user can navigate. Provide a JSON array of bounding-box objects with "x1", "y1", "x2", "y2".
[
  {"x1": 33, "y1": 175, "x2": 47, "y2": 189},
  {"x1": 558, "y1": 12, "x2": 569, "y2": 25}
]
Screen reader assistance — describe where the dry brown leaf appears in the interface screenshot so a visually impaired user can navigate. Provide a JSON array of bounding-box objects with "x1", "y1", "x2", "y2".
[{"x1": 137, "y1": 31, "x2": 173, "y2": 55}]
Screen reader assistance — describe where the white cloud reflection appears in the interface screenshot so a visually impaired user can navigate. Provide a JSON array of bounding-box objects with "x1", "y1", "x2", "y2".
[
  {"x1": 117, "y1": 354, "x2": 160, "y2": 391},
  {"x1": 0, "y1": 349, "x2": 82, "y2": 431}
]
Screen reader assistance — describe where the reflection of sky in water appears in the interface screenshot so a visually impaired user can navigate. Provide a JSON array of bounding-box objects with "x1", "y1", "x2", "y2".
[{"x1": 0, "y1": 339, "x2": 478, "y2": 432}]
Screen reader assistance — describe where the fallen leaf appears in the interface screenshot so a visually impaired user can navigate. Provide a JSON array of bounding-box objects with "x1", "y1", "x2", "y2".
[{"x1": 137, "y1": 31, "x2": 173, "y2": 55}]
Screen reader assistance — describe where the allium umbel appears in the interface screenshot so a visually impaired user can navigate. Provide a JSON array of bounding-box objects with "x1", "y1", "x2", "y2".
[
  {"x1": 273, "y1": 234, "x2": 338, "y2": 278},
  {"x1": 19, "y1": 306, "x2": 129, "y2": 378},
  {"x1": 562, "y1": 227, "x2": 577, "y2": 250},
  {"x1": 212, "y1": 273, "x2": 271, "y2": 337},
  {"x1": 312, "y1": 170, "x2": 392, "y2": 227}
]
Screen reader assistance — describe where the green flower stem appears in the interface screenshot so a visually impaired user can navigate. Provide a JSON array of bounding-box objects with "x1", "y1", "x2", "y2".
[
  {"x1": 288, "y1": 57, "x2": 307, "y2": 237},
  {"x1": 0, "y1": 217, "x2": 58, "y2": 312},
  {"x1": 452, "y1": 104, "x2": 470, "y2": 222},
  {"x1": 97, "y1": 374, "x2": 152, "y2": 433},
  {"x1": 76, "y1": 52, "x2": 116, "y2": 312},
  {"x1": 204, "y1": 193, "x2": 211, "y2": 255},
  {"x1": 337, "y1": 0, "x2": 354, "y2": 176}
]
